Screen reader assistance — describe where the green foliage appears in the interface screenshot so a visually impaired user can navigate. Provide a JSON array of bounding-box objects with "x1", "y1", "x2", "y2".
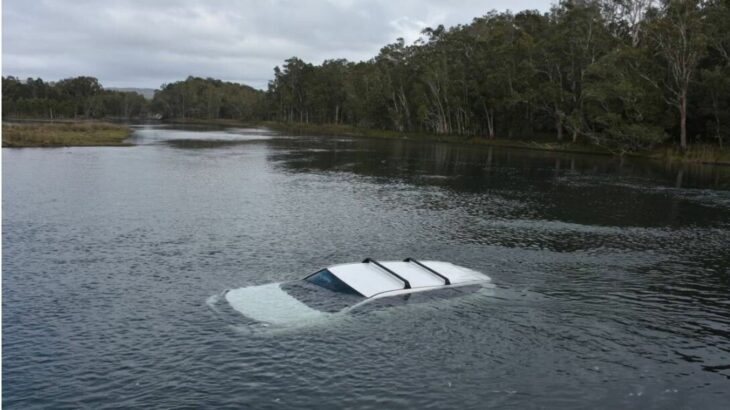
[
  {"x1": 643, "y1": 0, "x2": 707, "y2": 149},
  {"x1": 2, "y1": 76, "x2": 149, "y2": 119},
  {"x1": 152, "y1": 76, "x2": 264, "y2": 121},
  {"x1": 583, "y1": 47, "x2": 666, "y2": 152},
  {"x1": 264, "y1": 0, "x2": 730, "y2": 153}
]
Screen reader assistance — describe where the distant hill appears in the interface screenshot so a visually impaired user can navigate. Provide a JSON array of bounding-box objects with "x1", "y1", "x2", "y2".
[{"x1": 107, "y1": 87, "x2": 156, "y2": 100}]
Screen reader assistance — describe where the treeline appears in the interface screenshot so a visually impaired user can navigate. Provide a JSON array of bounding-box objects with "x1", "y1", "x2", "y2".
[
  {"x1": 2, "y1": 76, "x2": 265, "y2": 122},
  {"x1": 150, "y1": 77, "x2": 263, "y2": 121},
  {"x1": 3, "y1": 0, "x2": 729, "y2": 153},
  {"x1": 2, "y1": 76, "x2": 148, "y2": 119},
  {"x1": 264, "y1": 0, "x2": 730, "y2": 152}
]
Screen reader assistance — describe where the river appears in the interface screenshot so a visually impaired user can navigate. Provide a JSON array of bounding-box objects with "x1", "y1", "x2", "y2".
[{"x1": 3, "y1": 125, "x2": 730, "y2": 409}]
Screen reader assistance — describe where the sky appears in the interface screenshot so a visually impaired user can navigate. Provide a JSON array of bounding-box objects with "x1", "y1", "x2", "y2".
[{"x1": 2, "y1": 0, "x2": 553, "y2": 90}]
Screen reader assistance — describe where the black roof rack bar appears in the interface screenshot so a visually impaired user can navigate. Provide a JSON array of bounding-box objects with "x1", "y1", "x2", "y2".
[
  {"x1": 362, "y1": 258, "x2": 411, "y2": 289},
  {"x1": 403, "y1": 258, "x2": 450, "y2": 285}
]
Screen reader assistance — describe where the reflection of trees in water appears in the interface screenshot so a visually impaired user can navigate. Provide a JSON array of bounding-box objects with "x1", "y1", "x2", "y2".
[
  {"x1": 269, "y1": 137, "x2": 729, "y2": 191},
  {"x1": 266, "y1": 137, "x2": 730, "y2": 230}
]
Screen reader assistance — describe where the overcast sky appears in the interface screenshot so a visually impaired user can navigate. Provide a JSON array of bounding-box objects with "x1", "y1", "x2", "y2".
[{"x1": 3, "y1": 0, "x2": 553, "y2": 90}]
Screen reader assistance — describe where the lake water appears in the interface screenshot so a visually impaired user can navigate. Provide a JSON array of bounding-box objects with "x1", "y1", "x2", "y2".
[{"x1": 3, "y1": 125, "x2": 730, "y2": 409}]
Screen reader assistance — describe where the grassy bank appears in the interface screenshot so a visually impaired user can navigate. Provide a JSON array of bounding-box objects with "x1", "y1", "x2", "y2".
[
  {"x1": 263, "y1": 121, "x2": 730, "y2": 165},
  {"x1": 647, "y1": 145, "x2": 730, "y2": 166},
  {"x1": 2, "y1": 121, "x2": 132, "y2": 147},
  {"x1": 260, "y1": 121, "x2": 613, "y2": 156}
]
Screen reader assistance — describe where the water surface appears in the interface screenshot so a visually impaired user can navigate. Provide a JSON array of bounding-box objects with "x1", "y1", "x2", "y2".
[{"x1": 3, "y1": 125, "x2": 730, "y2": 409}]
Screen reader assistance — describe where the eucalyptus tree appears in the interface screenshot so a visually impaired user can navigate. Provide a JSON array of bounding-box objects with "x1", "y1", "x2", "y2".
[
  {"x1": 56, "y1": 76, "x2": 103, "y2": 117},
  {"x1": 527, "y1": 6, "x2": 572, "y2": 141},
  {"x1": 153, "y1": 77, "x2": 262, "y2": 120},
  {"x1": 697, "y1": 0, "x2": 730, "y2": 147},
  {"x1": 528, "y1": 1, "x2": 614, "y2": 142},
  {"x1": 2, "y1": 75, "x2": 150, "y2": 119},
  {"x1": 320, "y1": 59, "x2": 350, "y2": 124},
  {"x1": 414, "y1": 25, "x2": 453, "y2": 134},
  {"x1": 600, "y1": 0, "x2": 657, "y2": 46},
  {"x1": 644, "y1": 0, "x2": 706, "y2": 150},
  {"x1": 373, "y1": 38, "x2": 417, "y2": 131},
  {"x1": 583, "y1": 47, "x2": 666, "y2": 152},
  {"x1": 259, "y1": 0, "x2": 729, "y2": 153},
  {"x1": 267, "y1": 57, "x2": 314, "y2": 122}
]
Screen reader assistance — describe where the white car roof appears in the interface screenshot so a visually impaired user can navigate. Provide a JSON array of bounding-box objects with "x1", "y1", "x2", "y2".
[{"x1": 328, "y1": 259, "x2": 490, "y2": 298}]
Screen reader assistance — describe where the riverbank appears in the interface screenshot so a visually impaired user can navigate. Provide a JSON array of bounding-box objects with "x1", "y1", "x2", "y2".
[
  {"x1": 164, "y1": 119, "x2": 730, "y2": 165},
  {"x1": 2, "y1": 121, "x2": 132, "y2": 147},
  {"x1": 260, "y1": 121, "x2": 615, "y2": 156},
  {"x1": 262, "y1": 122, "x2": 730, "y2": 165},
  {"x1": 5, "y1": 118, "x2": 728, "y2": 165},
  {"x1": 646, "y1": 145, "x2": 730, "y2": 166}
]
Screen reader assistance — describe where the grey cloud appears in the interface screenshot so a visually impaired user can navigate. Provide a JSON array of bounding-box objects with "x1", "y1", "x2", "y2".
[{"x1": 2, "y1": 0, "x2": 553, "y2": 89}]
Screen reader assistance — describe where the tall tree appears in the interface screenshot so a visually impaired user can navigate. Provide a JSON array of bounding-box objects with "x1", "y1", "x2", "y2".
[{"x1": 645, "y1": 0, "x2": 706, "y2": 149}]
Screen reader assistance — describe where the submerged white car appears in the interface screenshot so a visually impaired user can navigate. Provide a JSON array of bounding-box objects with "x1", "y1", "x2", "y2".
[{"x1": 224, "y1": 258, "x2": 492, "y2": 326}]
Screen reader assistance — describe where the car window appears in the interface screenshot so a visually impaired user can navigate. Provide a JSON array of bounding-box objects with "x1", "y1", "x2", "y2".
[{"x1": 306, "y1": 269, "x2": 362, "y2": 296}]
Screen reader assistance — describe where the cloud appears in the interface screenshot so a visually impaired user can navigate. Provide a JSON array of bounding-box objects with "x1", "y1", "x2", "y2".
[{"x1": 2, "y1": 0, "x2": 553, "y2": 89}]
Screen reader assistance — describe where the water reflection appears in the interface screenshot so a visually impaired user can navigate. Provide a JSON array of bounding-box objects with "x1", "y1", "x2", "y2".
[
  {"x1": 267, "y1": 136, "x2": 730, "y2": 229},
  {"x1": 269, "y1": 136, "x2": 729, "y2": 189}
]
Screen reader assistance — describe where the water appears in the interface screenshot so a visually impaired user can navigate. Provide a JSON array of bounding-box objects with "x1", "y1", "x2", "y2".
[{"x1": 3, "y1": 125, "x2": 730, "y2": 409}]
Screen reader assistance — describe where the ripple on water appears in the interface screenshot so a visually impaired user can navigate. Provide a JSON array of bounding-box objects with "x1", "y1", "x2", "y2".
[{"x1": 3, "y1": 127, "x2": 730, "y2": 409}]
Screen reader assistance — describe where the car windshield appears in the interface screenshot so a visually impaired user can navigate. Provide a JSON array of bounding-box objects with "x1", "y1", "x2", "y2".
[
  {"x1": 280, "y1": 270, "x2": 364, "y2": 313},
  {"x1": 305, "y1": 269, "x2": 362, "y2": 296}
]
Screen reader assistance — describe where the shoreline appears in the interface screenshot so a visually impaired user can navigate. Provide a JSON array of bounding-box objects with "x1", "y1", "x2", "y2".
[
  {"x1": 260, "y1": 121, "x2": 612, "y2": 156},
  {"x1": 261, "y1": 121, "x2": 730, "y2": 166},
  {"x1": 163, "y1": 119, "x2": 730, "y2": 166},
  {"x1": 4, "y1": 118, "x2": 729, "y2": 166}
]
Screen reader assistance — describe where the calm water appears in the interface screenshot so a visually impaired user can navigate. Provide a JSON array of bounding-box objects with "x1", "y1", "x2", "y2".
[{"x1": 3, "y1": 125, "x2": 730, "y2": 409}]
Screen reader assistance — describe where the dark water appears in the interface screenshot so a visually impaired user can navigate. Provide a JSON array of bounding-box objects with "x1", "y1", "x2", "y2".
[{"x1": 3, "y1": 125, "x2": 730, "y2": 409}]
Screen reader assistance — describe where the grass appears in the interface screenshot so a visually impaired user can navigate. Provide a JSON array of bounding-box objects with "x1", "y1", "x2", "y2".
[
  {"x1": 2, "y1": 121, "x2": 132, "y2": 147},
  {"x1": 260, "y1": 121, "x2": 612, "y2": 156},
  {"x1": 647, "y1": 144, "x2": 730, "y2": 166},
  {"x1": 264, "y1": 121, "x2": 730, "y2": 165}
]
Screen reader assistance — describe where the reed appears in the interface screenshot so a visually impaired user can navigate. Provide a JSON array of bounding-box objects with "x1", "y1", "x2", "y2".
[{"x1": 2, "y1": 121, "x2": 132, "y2": 147}]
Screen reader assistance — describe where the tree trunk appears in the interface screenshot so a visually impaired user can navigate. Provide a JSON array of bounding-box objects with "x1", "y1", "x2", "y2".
[
  {"x1": 675, "y1": 168, "x2": 684, "y2": 188},
  {"x1": 483, "y1": 102, "x2": 494, "y2": 138},
  {"x1": 487, "y1": 109, "x2": 495, "y2": 138},
  {"x1": 556, "y1": 117, "x2": 563, "y2": 141},
  {"x1": 679, "y1": 91, "x2": 687, "y2": 150},
  {"x1": 711, "y1": 96, "x2": 722, "y2": 148}
]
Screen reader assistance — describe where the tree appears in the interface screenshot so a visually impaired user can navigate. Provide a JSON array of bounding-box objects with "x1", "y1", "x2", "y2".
[
  {"x1": 644, "y1": 0, "x2": 706, "y2": 150},
  {"x1": 3, "y1": 75, "x2": 150, "y2": 119},
  {"x1": 583, "y1": 47, "x2": 666, "y2": 152},
  {"x1": 152, "y1": 77, "x2": 262, "y2": 121}
]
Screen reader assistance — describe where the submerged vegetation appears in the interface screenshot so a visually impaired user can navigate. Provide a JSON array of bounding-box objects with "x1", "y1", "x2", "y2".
[
  {"x1": 2, "y1": 122, "x2": 131, "y2": 147},
  {"x1": 2, "y1": 0, "x2": 729, "y2": 160}
]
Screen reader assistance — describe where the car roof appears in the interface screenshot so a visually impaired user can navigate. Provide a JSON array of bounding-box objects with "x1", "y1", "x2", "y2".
[{"x1": 327, "y1": 260, "x2": 489, "y2": 298}]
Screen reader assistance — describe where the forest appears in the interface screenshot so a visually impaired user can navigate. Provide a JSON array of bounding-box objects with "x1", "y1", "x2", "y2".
[
  {"x1": 3, "y1": 0, "x2": 729, "y2": 154},
  {"x1": 2, "y1": 76, "x2": 148, "y2": 120},
  {"x1": 2, "y1": 75, "x2": 264, "y2": 123}
]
